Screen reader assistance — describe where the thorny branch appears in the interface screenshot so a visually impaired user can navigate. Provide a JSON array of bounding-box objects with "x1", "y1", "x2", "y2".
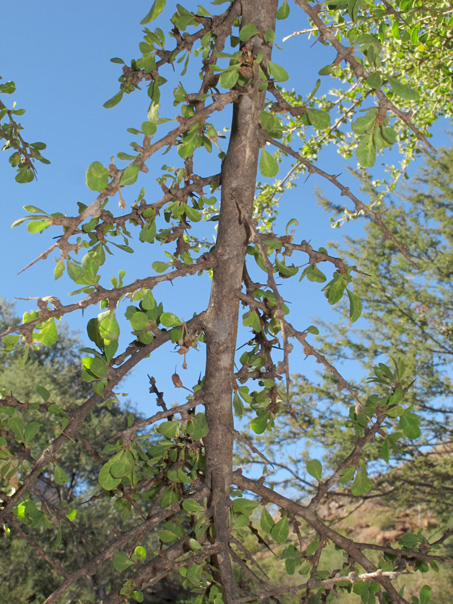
[{"x1": 1, "y1": 1, "x2": 451, "y2": 602}]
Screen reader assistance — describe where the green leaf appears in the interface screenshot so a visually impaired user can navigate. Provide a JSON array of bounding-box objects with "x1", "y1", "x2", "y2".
[
  {"x1": 87, "y1": 318, "x2": 104, "y2": 349},
  {"x1": 243, "y1": 310, "x2": 261, "y2": 333},
  {"x1": 16, "y1": 166, "x2": 34, "y2": 183},
  {"x1": 37, "y1": 318, "x2": 58, "y2": 346},
  {"x1": 153, "y1": 261, "x2": 170, "y2": 273},
  {"x1": 318, "y1": 64, "x2": 334, "y2": 76},
  {"x1": 351, "y1": 469, "x2": 373, "y2": 496},
  {"x1": 98, "y1": 458, "x2": 121, "y2": 491},
  {"x1": 270, "y1": 516, "x2": 289, "y2": 544},
  {"x1": 260, "y1": 507, "x2": 275, "y2": 533},
  {"x1": 305, "y1": 539, "x2": 320, "y2": 557},
  {"x1": 54, "y1": 259, "x2": 65, "y2": 280},
  {"x1": 130, "y1": 312, "x2": 150, "y2": 331},
  {"x1": 306, "y1": 108, "x2": 331, "y2": 130},
  {"x1": 23, "y1": 204, "x2": 47, "y2": 214},
  {"x1": 305, "y1": 265, "x2": 326, "y2": 283},
  {"x1": 103, "y1": 90, "x2": 124, "y2": 109},
  {"x1": 306, "y1": 459, "x2": 322, "y2": 481},
  {"x1": 365, "y1": 73, "x2": 382, "y2": 88},
  {"x1": 353, "y1": 581, "x2": 369, "y2": 596},
  {"x1": 99, "y1": 311, "x2": 120, "y2": 341},
  {"x1": 381, "y1": 126, "x2": 397, "y2": 145},
  {"x1": 134, "y1": 546, "x2": 147, "y2": 563},
  {"x1": 239, "y1": 24, "x2": 259, "y2": 42},
  {"x1": 27, "y1": 220, "x2": 51, "y2": 234},
  {"x1": 347, "y1": 289, "x2": 362, "y2": 322},
  {"x1": 36, "y1": 386, "x2": 50, "y2": 401},
  {"x1": 54, "y1": 465, "x2": 70, "y2": 485},
  {"x1": 183, "y1": 204, "x2": 202, "y2": 222},
  {"x1": 259, "y1": 111, "x2": 283, "y2": 138},
  {"x1": 141, "y1": 0, "x2": 166, "y2": 24},
  {"x1": 250, "y1": 413, "x2": 269, "y2": 434},
  {"x1": 219, "y1": 69, "x2": 239, "y2": 89},
  {"x1": 142, "y1": 121, "x2": 157, "y2": 137},
  {"x1": 267, "y1": 62, "x2": 289, "y2": 82},
  {"x1": 306, "y1": 325, "x2": 319, "y2": 335},
  {"x1": 142, "y1": 291, "x2": 156, "y2": 310},
  {"x1": 120, "y1": 164, "x2": 140, "y2": 187},
  {"x1": 182, "y1": 499, "x2": 205, "y2": 514},
  {"x1": 232, "y1": 498, "x2": 259, "y2": 516},
  {"x1": 117, "y1": 152, "x2": 137, "y2": 161},
  {"x1": 387, "y1": 76, "x2": 420, "y2": 101},
  {"x1": 189, "y1": 538, "x2": 202, "y2": 552},
  {"x1": 87, "y1": 356, "x2": 108, "y2": 379},
  {"x1": 327, "y1": 277, "x2": 346, "y2": 305},
  {"x1": 158, "y1": 528, "x2": 178, "y2": 543},
  {"x1": 23, "y1": 421, "x2": 40, "y2": 446},
  {"x1": 86, "y1": 161, "x2": 109, "y2": 191},
  {"x1": 399, "y1": 411, "x2": 421, "y2": 440},
  {"x1": 276, "y1": 0, "x2": 290, "y2": 19},
  {"x1": 352, "y1": 110, "x2": 377, "y2": 134},
  {"x1": 340, "y1": 466, "x2": 355, "y2": 484},
  {"x1": 140, "y1": 219, "x2": 157, "y2": 243},
  {"x1": 0, "y1": 81, "x2": 16, "y2": 94},
  {"x1": 275, "y1": 257, "x2": 298, "y2": 277},
  {"x1": 66, "y1": 508, "x2": 77, "y2": 521},
  {"x1": 264, "y1": 29, "x2": 275, "y2": 44},
  {"x1": 348, "y1": 0, "x2": 359, "y2": 22},
  {"x1": 259, "y1": 149, "x2": 279, "y2": 177},
  {"x1": 356, "y1": 134, "x2": 376, "y2": 167},
  {"x1": 186, "y1": 413, "x2": 209, "y2": 440},
  {"x1": 157, "y1": 421, "x2": 179, "y2": 439},
  {"x1": 113, "y1": 552, "x2": 133, "y2": 570},
  {"x1": 420, "y1": 585, "x2": 432, "y2": 604},
  {"x1": 160, "y1": 312, "x2": 182, "y2": 328},
  {"x1": 110, "y1": 453, "x2": 133, "y2": 478}
]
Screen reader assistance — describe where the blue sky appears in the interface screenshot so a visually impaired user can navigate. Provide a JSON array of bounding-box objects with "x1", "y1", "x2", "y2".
[{"x1": 1, "y1": 1, "x2": 451, "y2": 418}]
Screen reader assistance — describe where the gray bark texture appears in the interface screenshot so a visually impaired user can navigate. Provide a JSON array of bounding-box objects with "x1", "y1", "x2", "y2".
[{"x1": 203, "y1": 1, "x2": 278, "y2": 600}]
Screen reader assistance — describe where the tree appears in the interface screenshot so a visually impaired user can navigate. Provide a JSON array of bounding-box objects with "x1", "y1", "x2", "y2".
[
  {"x1": 0, "y1": 300, "x2": 177, "y2": 603},
  {"x1": 252, "y1": 149, "x2": 453, "y2": 496},
  {"x1": 245, "y1": 148, "x2": 453, "y2": 600},
  {"x1": 1, "y1": 2, "x2": 453, "y2": 603},
  {"x1": 281, "y1": 147, "x2": 453, "y2": 507}
]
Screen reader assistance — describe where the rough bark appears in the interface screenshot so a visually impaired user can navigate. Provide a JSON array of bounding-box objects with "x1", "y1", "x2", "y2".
[{"x1": 203, "y1": 1, "x2": 278, "y2": 600}]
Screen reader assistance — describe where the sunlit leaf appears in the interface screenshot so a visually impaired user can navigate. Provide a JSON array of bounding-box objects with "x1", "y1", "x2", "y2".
[
  {"x1": 141, "y1": 0, "x2": 166, "y2": 24},
  {"x1": 356, "y1": 134, "x2": 376, "y2": 167},
  {"x1": 86, "y1": 161, "x2": 109, "y2": 191},
  {"x1": 306, "y1": 459, "x2": 322, "y2": 481},
  {"x1": 276, "y1": 0, "x2": 290, "y2": 19},
  {"x1": 54, "y1": 465, "x2": 70, "y2": 485},
  {"x1": 259, "y1": 148, "x2": 279, "y2": 177},
  {"x1": 120, "y1": 164, "x2": 140, "y2": 186},
  {"x1": 270, "y1": 516, "x2": 289, "y2": 544},
  {"x1": 267, "y1": 61, "x2": 289, "y2": 82},
  {"x1": 347, "y1": 289, "x2": 362, "y2": 322},
  {"x1": 387, "y1": 76, "x2": 420, "y2": 101}
]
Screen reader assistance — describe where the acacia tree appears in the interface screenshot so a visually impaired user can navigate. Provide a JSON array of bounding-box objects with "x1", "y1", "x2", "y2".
[{"x1": 1, "y1": 1, "x2": 453, "y2": 603}]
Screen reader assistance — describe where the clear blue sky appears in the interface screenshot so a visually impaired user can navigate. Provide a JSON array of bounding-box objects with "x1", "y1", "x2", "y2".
[{"x1": 1, "y1": 1, "x2": 450, "y2": 415}]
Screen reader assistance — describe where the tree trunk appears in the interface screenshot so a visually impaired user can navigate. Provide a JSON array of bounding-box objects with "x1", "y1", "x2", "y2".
[{"x1": 203, "y1": 1, "x2": 278, "y2": 600}]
